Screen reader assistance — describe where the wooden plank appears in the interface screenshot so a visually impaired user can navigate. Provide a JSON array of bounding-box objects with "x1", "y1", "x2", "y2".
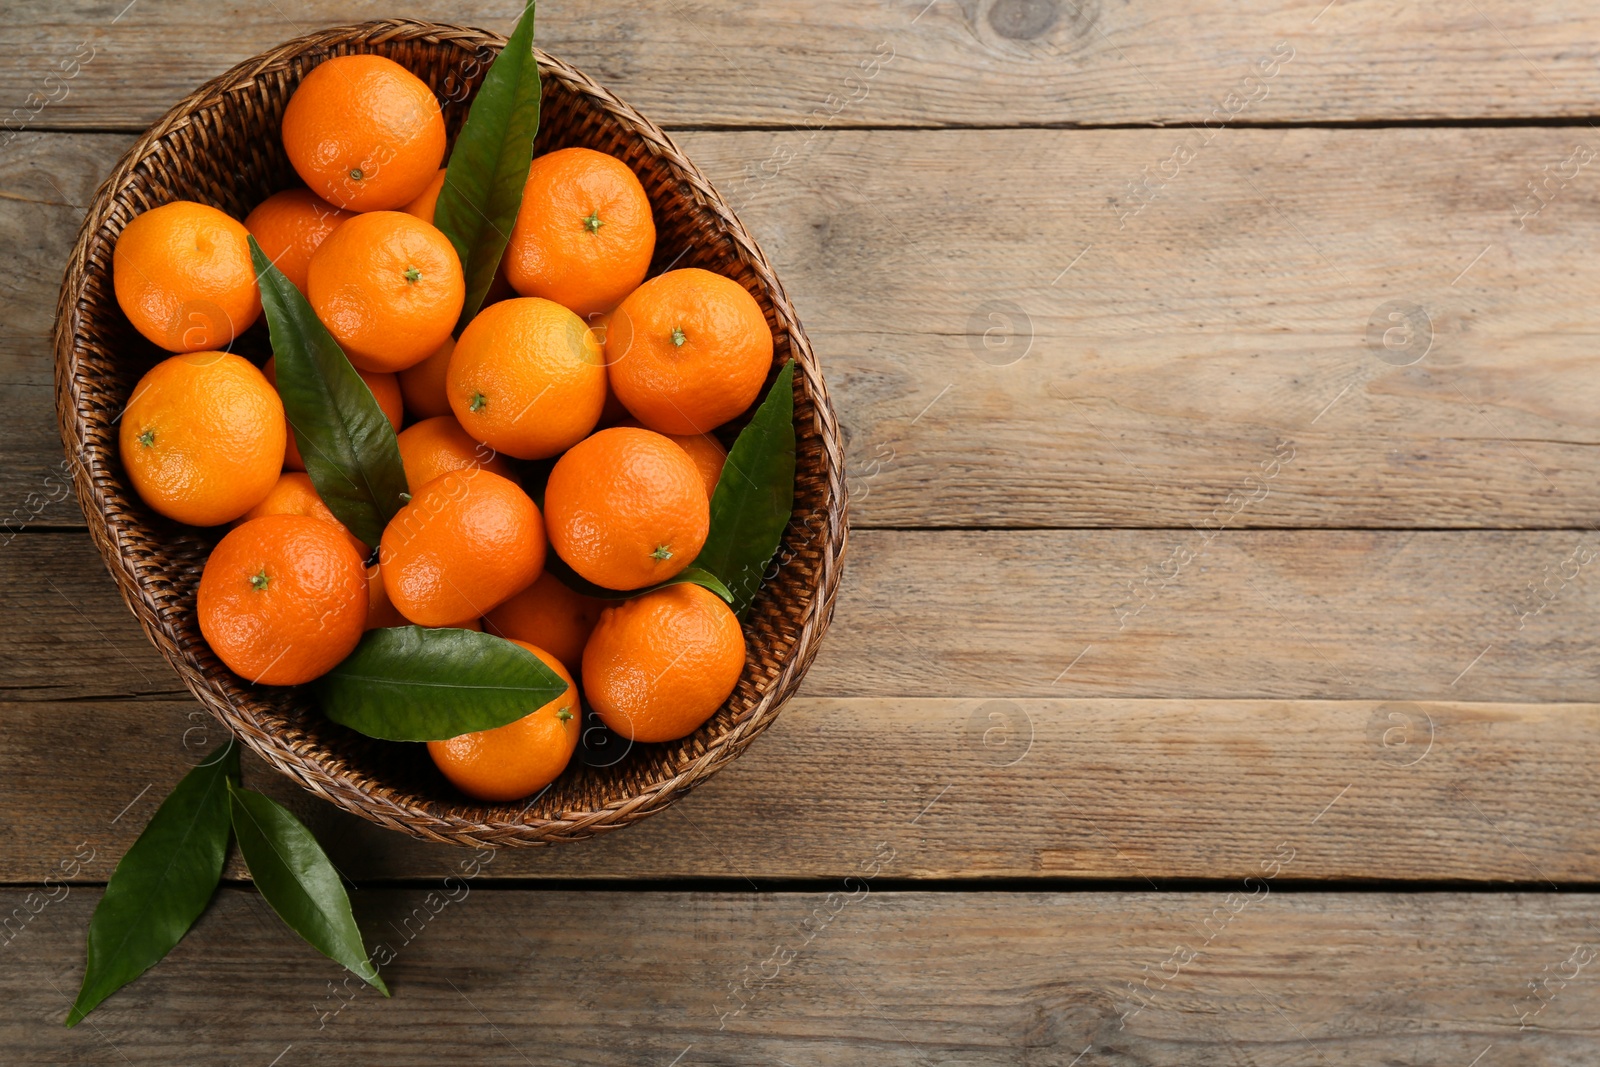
[
  {"x1": 5, "y1": 696, "x2": 1599, "y2": 884},
  {"x1": 3, "y1": 887, "x2": 1597, "y2": 1063},
  {"x1": 6, "y1": 1, "x2": 1600, "y2": 130},
  {"x1": 7, "y1": 529, "x2": 1600, "y2": 704},
  {"x1": 13, "y1": 128, "x2": 1600, "y2": 529}
]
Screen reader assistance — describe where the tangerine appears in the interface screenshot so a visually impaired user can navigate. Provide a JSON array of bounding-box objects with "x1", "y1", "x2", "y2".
[
  {"x1": 543, "y1": 427, "x2": 709, "y2": 591},
  {"x1": 397, "y1": 336, "x2": 455, "y2": 419},
  {"x1": 239, "y1": 471, "x2": 366, "y2": 557},
  {"x1": 401, "y1": 168, "x2": 447, "y2": 224},
  {"x1": 364, "y1": 562, "x2": 407, "y2": 630},
  {"x1": 427, "y1": 641, "x2": 580, "y2": 801},
  {"x1": 664, "y1": 432, "x2": 727, "y2": 500},
  {"x1": 606, "y1": 268, "x2": 773, "y2": 435},
  {"x1": 197, "y1": 514, "x2": 368, "y2": 685},
  {"x1": 447, "y1": 297, "x2": 605, "y2": 460},
  {"x1": 582, "y1": 583, "x2": 744, "y2": 743},
  {"x1": 379, "y1": 467, "x2": 546, "y2": 627},
  {"x1": 113, "y1": 201, "x2": 261, "y2": 353},
  {"x1": 397, "y1": 415, "x2": 515, "y2": 488},
  {"x1": 482, "y1": 572, "x2": 605, "y2": 678},
  {"x1": 120, "y1": 352, "x2": 285, "y2": 526},
  {"x1": 306, "y1": 210, "x2": 464, "y2": 373},
  {"x1": 502, "y1": 147, "x2": 655, "y2": 319},
  {"x1": 244, "y1": 188, "x2": 355, "y2": 293},
  {"x1": 281, "y1": 55, "x2": 446, "y2": 212}
]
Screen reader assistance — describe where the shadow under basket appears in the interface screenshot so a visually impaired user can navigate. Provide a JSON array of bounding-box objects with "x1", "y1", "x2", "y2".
[{"x1": 53, "y1": 19, "x2": 847, "y2": 847}]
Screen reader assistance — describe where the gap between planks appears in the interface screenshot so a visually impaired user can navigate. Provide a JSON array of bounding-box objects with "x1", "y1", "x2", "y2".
[
  {"x1": 7, "y1": 0, "x2": 1600, "y2": 127},
  {"x1": 5, "y1": 696, "x2": 1598, "y2": 884},
  {"x1": 11, "y1": 129, "x2": 1600, "y2": 526},
  {"x1": 2, "y1": 888, "x2": 1597, "y2": 1065}
]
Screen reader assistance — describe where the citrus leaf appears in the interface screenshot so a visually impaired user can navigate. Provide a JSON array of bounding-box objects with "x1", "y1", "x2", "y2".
[
  {"x1": 249, "y1": 236, "x2": 408, "y2": 547},
  {"x1": 693, "y1": 361, "x2": 796, "y2": 616},
  {"x1": 433, "y1": 0, "x2": 540, "y2": 330},
  {"x1": 543, "y1": 554, "x2": 735, "y2": 604},
  {"x1": 227, "y1": 783, "x2": 388, "y2": 996},
  {"x1": 67, "y1": 742, "x2": 238, "y2": 1027},
  {"x1": 313, "y1": 625, "x2": 571, "y2": 741}
]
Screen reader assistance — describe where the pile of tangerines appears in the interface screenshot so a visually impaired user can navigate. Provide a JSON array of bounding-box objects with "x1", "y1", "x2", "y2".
[{"x1": 111, "y1": 55, "x2": 773, "y2": 802}]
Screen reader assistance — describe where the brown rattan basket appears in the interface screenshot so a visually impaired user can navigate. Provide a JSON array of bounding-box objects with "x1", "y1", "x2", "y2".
[{"x1": 53, "y1": 20, "x2": 846, "y2": 847}]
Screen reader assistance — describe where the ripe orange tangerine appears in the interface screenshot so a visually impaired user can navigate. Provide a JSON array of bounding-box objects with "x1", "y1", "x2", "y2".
[
  {"x1": 503, "y1": 147, "x2": 655, "y2": 319},
  {"x1": 113, "y1": 201, "x2": 262, "y2": 353},
  {"x1": 483, "y1": 571, "x2": 605, "y2": 678},
  {"x1": 428, "y1": 641, "x2": 580, "y2": 801},
  {"x1": 401, "y1": 168, "x2": 447, "y2": 224},
  {"x1": 306, "y1": 210, "x2": 464, "y2": 373},
  {"x1": 379, "y1": 467, "x2": 546, "y2": 627},
  {"x1": 244, "y1": 188, "x2": 355, "y2": 293},
  {"x1": 397, "y1": 336, "x2": 455, "y2": 419},
  {"x1": 364, "y1": 562, "x2": 407, "y2": 630},
  {"x1": 447, "y1": 297, "x2": 606, "y2": 460},
  {"x1": 664, "y1": 432, "x2": 727, "y2": 500},
  {"x1": 543, "y1": 427, "x2": 709, "y2": 591},
  {"x1": 583, "y1": 583, "x2": 745, "y2": 743},
  {"x1": 605, "y1": 268, "x2": 773, "y2": 435},
  {"x1": 119, "y1": 352, "x2": 285, "y2": 527},
  {"x1": 281, "y1": 54, "x2": 446, "y2": 212},
  {"x1": 396, "y1": 415, "x2": 515, "y2": 489},
  {"x1": 239, "y1": 471, "x2": 366, "y2": 557},
  {"x1": 198, "y1": 514, "x2": 368, "y2": 685}
]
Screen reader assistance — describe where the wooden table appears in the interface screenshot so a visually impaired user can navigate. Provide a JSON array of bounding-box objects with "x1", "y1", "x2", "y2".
[{"x1": 6, "y1": 2, "x2": 1600, "y2": 1062}]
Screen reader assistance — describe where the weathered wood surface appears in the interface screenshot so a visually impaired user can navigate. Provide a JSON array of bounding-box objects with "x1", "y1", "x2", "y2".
[
  {"x1": 4, "y1": 887, "x2": 1597, "y2": 1064},
  {"x1": 12, "y1": 128, "x2": 1600, "y2": 530},
  {"x1": 8, "y1": 2, "x2": 1600, "y2": 1060},
  {"x1": 6, "y1": 1, "x2": 1600, "y2": 130},
  {"x1": 5, "y1": 696, "x2": 1598, "y2": 884},
  {"x1": 7, "y1": 530, "x2": 1600, "y2": 704}
]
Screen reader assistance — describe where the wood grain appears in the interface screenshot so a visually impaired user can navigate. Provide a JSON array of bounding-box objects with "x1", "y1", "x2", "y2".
[
  {"x1": 4, "y1": 887, "x2": 1597, "y2": 1063},
  {"x1": 7, "y1": 529, "x2": 1600, "y2": 703},
  {"x1": 6, "y1": 1, "x2": 1600, "y2": 130},
  {"x1": 5, "y1": 696, "x2": 1599, "y2": 884},
  {"x1": 13, "y1": 128, "x2": 1600, "y2": 529}
]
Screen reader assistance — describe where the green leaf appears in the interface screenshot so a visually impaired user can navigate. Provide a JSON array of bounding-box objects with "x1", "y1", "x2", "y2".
[
  {"x1": 68, "y1": 742, "x2": 238, "y2": 1027},
  {"x1": 227, "y1": 783, "x2": 388, "y2": 996},
  {"x1": 313, "y1": 626, "x2": 571, "y2": 741},
  {"x1": 693, "y1": 361, "x2": 796, "y2": 616},
  {"x1": 249, "y1": 236, "x2": 409, "y2": 547},
  {"x1": 543, "y1": 553, "x2": 735, "y2": 604},
  {"x1": 433, "y1": 1, "x2": 541, "y2": 329}
]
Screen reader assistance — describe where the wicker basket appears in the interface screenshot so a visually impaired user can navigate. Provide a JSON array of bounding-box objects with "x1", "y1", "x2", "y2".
[{"x1": 53, "y1": 20, "x2": 846, "y2": 847}]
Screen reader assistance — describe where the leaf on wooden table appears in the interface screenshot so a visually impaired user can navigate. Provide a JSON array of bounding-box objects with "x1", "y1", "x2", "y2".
[
  {"x1": 693, "y1": 361, "x2": 796, "y2": 616},
  {"x1": 249, "y1": 237, "x2": 409, "y2": 548},
  {"x1": 313, "y1": 626, "x2": 571, "y2": 741},
  {"x1": 67, "y1": 741, "x2": 238, "y2": 1027},
  {"x1": 227, "y1": 783, "x2": 387, "y2": 996},
  {"x1": 433, "y1": 0, "x2": 541, "y2": 329}
]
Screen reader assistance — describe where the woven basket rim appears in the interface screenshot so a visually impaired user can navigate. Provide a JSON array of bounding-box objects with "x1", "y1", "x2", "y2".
[{"x1": 53, "y1": 18, "x2": 849, "y2": 847}]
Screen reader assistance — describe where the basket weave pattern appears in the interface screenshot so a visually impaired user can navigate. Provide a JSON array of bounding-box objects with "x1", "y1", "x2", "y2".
[{"x1": 53, "y1": 20, "x2": 846, "y2": 847}]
